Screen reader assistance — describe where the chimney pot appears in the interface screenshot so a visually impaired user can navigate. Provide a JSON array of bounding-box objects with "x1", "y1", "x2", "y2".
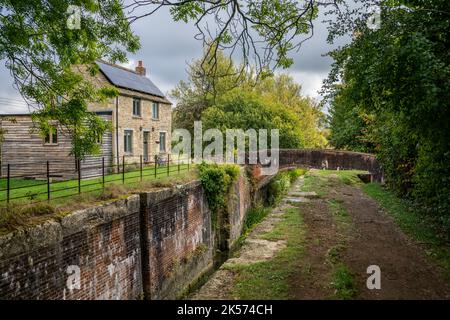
[{"x1": 135, "y1": 60, "x2": 146, "y2": 76}]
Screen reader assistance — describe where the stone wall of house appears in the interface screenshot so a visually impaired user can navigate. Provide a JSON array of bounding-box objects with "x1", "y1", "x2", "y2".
[
  {"x1": 115, "y1": 94, "x2": 172, "y2": 165},
  {"x1": 75, "y1": 64, "x2": 173, "y2": 167}
]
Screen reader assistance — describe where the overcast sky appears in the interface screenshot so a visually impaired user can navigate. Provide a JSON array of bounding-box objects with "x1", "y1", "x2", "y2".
[{"x1": 0, "y1": 6, "x2": 350, "y2": 114}]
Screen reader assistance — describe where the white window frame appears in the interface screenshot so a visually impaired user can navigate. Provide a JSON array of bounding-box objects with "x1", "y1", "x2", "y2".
[
  {"x1": 133, "y1": 98, "x2": 141, "y2": 117},
  {"x1": 152, "y1": 102, "x2": 159, "y2": 120},
  {"x1": 124, "y1": 129, "x2": 133, "y2": 154},
  {"x1": 159, "y1": 131, "x2": 167, "y2": 153}
]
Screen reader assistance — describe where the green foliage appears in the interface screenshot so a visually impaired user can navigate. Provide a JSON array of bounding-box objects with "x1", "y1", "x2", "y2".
[
  {"x1": 197, "y1": 162, "x2": 240, "y2": 226},
  {"x1": 202, "y1": 91, "x2": 306, "y2": 149},
  {"x1": 267, "y1": 171, "x2": 294, "y2": 205},
  {"x1": 172, "y1": 51, "x2": 328, "y2": 149},
  {"x1": 243, "y1": 206, "x2": 270, "y2": 235},
  {"x1": 288, "y1": 168, "x2": 306, "y2": 182},
  {"x1": 330, "y1": 264, "x2": 358, "y2": 300},
  {"x1": 325, "y1": 0, "x2": 450, "y2": 220},
  {"x1": 363, "y1": 183, "x2": 450, "y2": 277},
  {"x1": 0, "y1": 0, "x2": 140, "y2": 158}
]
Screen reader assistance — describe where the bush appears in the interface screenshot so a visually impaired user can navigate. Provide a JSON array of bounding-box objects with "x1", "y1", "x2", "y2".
[
  {"x1": 197, "y1": 162, "x2": 240, "y2": 227},
  {"x1": 288, "y1": 168, "x2": 306, "y2": 182},
  {"x1": 267, "y1": 172, "x2": 290, "y2": 205}
]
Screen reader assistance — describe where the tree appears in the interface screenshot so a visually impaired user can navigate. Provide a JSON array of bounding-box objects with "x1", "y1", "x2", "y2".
[
  {"x1": 0, "y1": 0, "x2": 139, "y2": 158},
  {"x1": 172, "y1": 49, "x2": 327, "y2": 149},
  {"x1": 324, "y1": 0, "x2": 450, "y2": 219},
  {"x1": 202, "y1": 90, "x2": 306, "y2": 149},
  {"x1": 171, "y1": 49, "x2": 254, "y2": 134},
  {"x1": 1, "y1": 1, "x2": 352, "y2": 158}
]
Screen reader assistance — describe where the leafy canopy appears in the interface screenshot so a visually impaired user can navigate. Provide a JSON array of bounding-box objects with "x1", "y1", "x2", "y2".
[
  {"x1": 0, "y1": 0, "x2": 139, "y2": 158},
  {"x1": 324, "y1": 0, "x2": 450, "y2": 220}
]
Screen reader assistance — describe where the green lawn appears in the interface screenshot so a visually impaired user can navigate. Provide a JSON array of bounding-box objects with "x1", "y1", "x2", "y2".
[{"x1": 0, "y1": 163, "x2": 191, "y2": 204}]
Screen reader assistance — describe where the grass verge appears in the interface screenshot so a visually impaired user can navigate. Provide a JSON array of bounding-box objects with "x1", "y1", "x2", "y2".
[
  {"x1": 225, "y1": 208, "x2": 305, "y2": 299},
  {"x1": 0, "y1": 170, "x2": 198, "y2": 235},
  {"x1": 363, "y1": 183, "x2": 450, "y2": 279},
  {"x1": 0, "y1": 164, "x2": 191, "y2": 204}
]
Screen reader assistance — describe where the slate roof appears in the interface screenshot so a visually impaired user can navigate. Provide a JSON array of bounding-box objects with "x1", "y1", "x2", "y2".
[{"x1": 96, "y1": 61, "x2": 166, "y2": 98}]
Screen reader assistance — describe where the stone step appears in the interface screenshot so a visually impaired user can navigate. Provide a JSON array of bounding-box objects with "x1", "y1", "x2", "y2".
[
  {"x1": 285, "y1": 197, "x2": 310, "y2": 204},
  {"x1": 288, "y1": 191, "x2": 319, "y2": 198}
]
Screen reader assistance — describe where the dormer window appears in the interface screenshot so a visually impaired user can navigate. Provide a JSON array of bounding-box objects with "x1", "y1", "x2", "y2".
[
  {"x1": 133, "y1": 98, "x2": 141, "y2": 117},
  {"x1": 152, "y1": 102, "x2": 159, "y2": 119}
]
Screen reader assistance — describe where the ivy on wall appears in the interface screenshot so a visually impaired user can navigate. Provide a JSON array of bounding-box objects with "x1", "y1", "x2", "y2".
[{"x1": 197, "y1": 162, "x2": 240, "y2": 228}]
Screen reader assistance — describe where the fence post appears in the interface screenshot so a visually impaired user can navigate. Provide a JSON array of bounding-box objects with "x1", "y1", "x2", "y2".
[
  {"x1": 6, "y1": 164, "x2": 10, "y2": 204},
  {"x1": 154, "y1": 155, "x2": 157, "y2": 178},
  {"x1": 140, "y1": 155, "x2": 143, "y2": 182},
  {"x1": 178, "y1": 154, "x2": 180, "y2": 174},
  {"x1": 122, "y1": 155, "x2": 125, "y2": 184},
  {"x1": 102, "y1": 157, "x2": 105, "y2": 188},
  {"x1": 77, "y1": 158, "x2": 81, "y2": 194},
  {"x1": 47, "y1": 161, "x2": 50, "y2": 201},
  {"x1": 167, "y1": 154, "x2": 170, "y2": 177}
]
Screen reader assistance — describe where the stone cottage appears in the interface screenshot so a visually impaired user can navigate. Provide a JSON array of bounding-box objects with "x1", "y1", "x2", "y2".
[{"x1": 0, "y1": 60, "x2": 172, "y2": 179}]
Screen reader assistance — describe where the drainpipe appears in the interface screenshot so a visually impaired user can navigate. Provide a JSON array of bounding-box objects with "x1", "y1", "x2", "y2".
[{"x1": 116, "y1": 96, "x2": 120, "y2": 171}]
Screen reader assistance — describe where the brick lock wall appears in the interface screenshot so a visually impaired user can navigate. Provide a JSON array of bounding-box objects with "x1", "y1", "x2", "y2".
[
  {"x1": 0, "y1": 196, "x2": 142, "y2": 300},
  {"x1": 227, "y1": 171, "x2": 252, "y2": 250},
  {"x1": 140, "y1": 181, "x2": 214, "y2": 300}
]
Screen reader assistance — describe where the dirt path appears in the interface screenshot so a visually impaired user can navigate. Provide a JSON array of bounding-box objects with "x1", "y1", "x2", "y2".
[
  {"x1": 191, "y1": 171, "x2": 450, "y2": 300},
  {"x1": 334, "y1": 182, "x2": 449, "y2": 299},
  {"x1": 292, "y1": 171, "x2": 450, "y2": 300}
]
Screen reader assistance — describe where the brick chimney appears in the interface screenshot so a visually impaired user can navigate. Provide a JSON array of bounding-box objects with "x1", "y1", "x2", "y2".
[{"x1": 135, "y1": 60, "x2": 146, "y2": 76}]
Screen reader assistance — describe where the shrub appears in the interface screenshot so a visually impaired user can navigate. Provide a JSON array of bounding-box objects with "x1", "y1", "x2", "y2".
[
  {"x1": 288, "y1": 168, "x2": 306, "y2": 182},
  {"x1": 267, "y1": 172, "x2": 291, "y2": 205},
  {"x1": 197, "y1": 162, "x2": 240, "y2": 227}
]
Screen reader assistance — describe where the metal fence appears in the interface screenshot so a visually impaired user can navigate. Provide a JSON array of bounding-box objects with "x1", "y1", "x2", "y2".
[{"x1": 0, "y1": 154, "x2": 192, "y2": 205}]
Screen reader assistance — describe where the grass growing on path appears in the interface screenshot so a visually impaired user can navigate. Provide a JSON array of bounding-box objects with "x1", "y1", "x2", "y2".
[
  {"x1": 304, "y1": 170, "x2": 358, "y2": 299},
  {"x1": 330, "y1": 264, "x2": 358, "y2": 300},
  {"x1": 226, "y1": 208, "x2": 306, "y2": 300},
  {"x1": 363, "y1": 183, "x2": 450, "y2": 279}
]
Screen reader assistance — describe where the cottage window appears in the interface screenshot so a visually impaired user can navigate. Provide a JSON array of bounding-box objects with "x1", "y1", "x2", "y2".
[
  {"x1": 44, "y1": 126, "x2": 58, "y2": 145},
  {"x1": 152, "y1": 102, "x2": 159, "y2": 119},
  {"x1": 159, "y1": 132, "x2": 166, "y2": 153},
  {"x1": 133, "y1": 98, "x2": 141, "y2": 117},
  {"x1": 124, "y1": 130, "x2": 133, "y2": 153}
]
